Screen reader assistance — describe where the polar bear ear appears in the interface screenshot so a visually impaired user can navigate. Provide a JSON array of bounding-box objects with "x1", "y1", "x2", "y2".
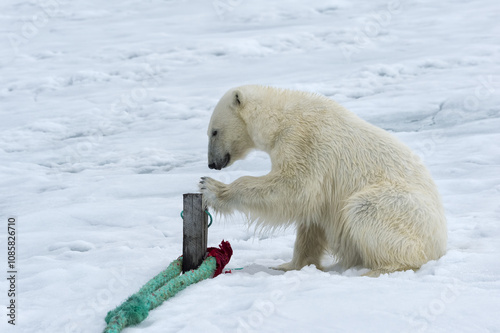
[{"x1": 231, "y1": 89, "x2": 244, "y2": 109}]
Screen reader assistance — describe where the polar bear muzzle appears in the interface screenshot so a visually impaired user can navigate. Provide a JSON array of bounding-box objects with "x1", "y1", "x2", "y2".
[{"x1": 208, "y1": 153, "x2": 230, "y2": 170}]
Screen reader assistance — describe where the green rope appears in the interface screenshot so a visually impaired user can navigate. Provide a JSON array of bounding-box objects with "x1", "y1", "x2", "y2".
[
  {"x1": 104, "y1": 256, "x2": 217, "y2": 333},
  {"x1": 180, "y1": 210, "x2": 213, "y2": 227}
]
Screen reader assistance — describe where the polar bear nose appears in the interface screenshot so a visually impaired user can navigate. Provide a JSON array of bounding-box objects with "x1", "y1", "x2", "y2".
[{"x1": 208, "y1": 153, "x2": 230, "y2": 170}]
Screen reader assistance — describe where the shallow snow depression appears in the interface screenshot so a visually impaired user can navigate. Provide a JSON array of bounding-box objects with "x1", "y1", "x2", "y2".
[{"x1": 1, "y1": 0, "x2": 499, "y2": 332}]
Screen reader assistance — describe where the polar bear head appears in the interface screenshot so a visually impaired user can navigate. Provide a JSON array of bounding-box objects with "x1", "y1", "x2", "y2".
[{"x1": 207, "y1": 88, "x2": 254, "y2": 170}]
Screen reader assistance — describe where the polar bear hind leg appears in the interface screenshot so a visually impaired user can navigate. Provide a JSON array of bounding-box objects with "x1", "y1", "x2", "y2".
[{"x1": 343, "y1": 183, "x2": 431, "y2": 277}]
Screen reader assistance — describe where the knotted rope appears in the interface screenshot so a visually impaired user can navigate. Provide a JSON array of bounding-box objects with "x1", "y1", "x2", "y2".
[{"x1": 103, "y1": 240, "x2": 232, "y2": 333}]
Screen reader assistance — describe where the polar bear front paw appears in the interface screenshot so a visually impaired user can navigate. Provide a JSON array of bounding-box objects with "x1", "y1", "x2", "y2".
[
  {"x1": 272, "y1": 261, "x2": 297, "y2": 271},
  {"x1": 199, "y1": 177, "x2": 227, "y2": 212},
  {"x1": 272, "y1": 261, "x2": 324, "y2": 272}
]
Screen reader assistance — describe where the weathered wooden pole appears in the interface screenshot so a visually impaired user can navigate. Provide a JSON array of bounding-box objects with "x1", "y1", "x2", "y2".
[{"x1": 182, "y1": 193, "x2": 208, "y2": 273}]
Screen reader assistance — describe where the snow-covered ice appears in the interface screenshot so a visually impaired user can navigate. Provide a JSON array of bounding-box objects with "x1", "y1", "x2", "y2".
[{"x1": 1, "y1": 0, "x2": 499, "y2": 332}]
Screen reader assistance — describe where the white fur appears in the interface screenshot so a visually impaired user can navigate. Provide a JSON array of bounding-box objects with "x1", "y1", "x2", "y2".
[{"x1": 200, "y1": 85, "x2": 447, "y2": 276}]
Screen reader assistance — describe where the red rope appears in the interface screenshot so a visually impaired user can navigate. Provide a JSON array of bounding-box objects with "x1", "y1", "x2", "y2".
[{"x1": 206, "y1": 240, "x2": 233, "y2": 277}]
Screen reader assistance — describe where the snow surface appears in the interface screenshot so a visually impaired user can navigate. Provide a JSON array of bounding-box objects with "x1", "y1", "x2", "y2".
[{"x1": 1, "y1": 0, "x2": 500, "y2": 332}]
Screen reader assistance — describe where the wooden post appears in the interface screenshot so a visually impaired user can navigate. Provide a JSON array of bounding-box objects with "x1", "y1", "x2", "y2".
[{"x1": 182, "y1": 193, "x2": 208, "y2": 273}]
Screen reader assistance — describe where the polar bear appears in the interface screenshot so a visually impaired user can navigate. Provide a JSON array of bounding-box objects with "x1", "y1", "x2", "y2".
[{"x1": 199, "y1": 85, "x2": 447, "y2": 276}]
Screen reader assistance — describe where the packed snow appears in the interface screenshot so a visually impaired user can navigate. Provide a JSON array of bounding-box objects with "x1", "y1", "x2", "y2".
[{"x1": 1, "y1": 0, "x2": 499, "y2": 332}]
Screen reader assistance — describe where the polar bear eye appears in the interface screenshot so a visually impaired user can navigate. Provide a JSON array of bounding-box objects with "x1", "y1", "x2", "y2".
[{"x1": 212, "y1": 130, "x2": 218, "y2": 137}]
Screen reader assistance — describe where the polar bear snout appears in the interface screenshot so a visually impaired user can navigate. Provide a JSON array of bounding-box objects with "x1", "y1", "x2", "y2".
[{"x1": 208, "y1": 153, "x2": 230, "y2": 170}]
